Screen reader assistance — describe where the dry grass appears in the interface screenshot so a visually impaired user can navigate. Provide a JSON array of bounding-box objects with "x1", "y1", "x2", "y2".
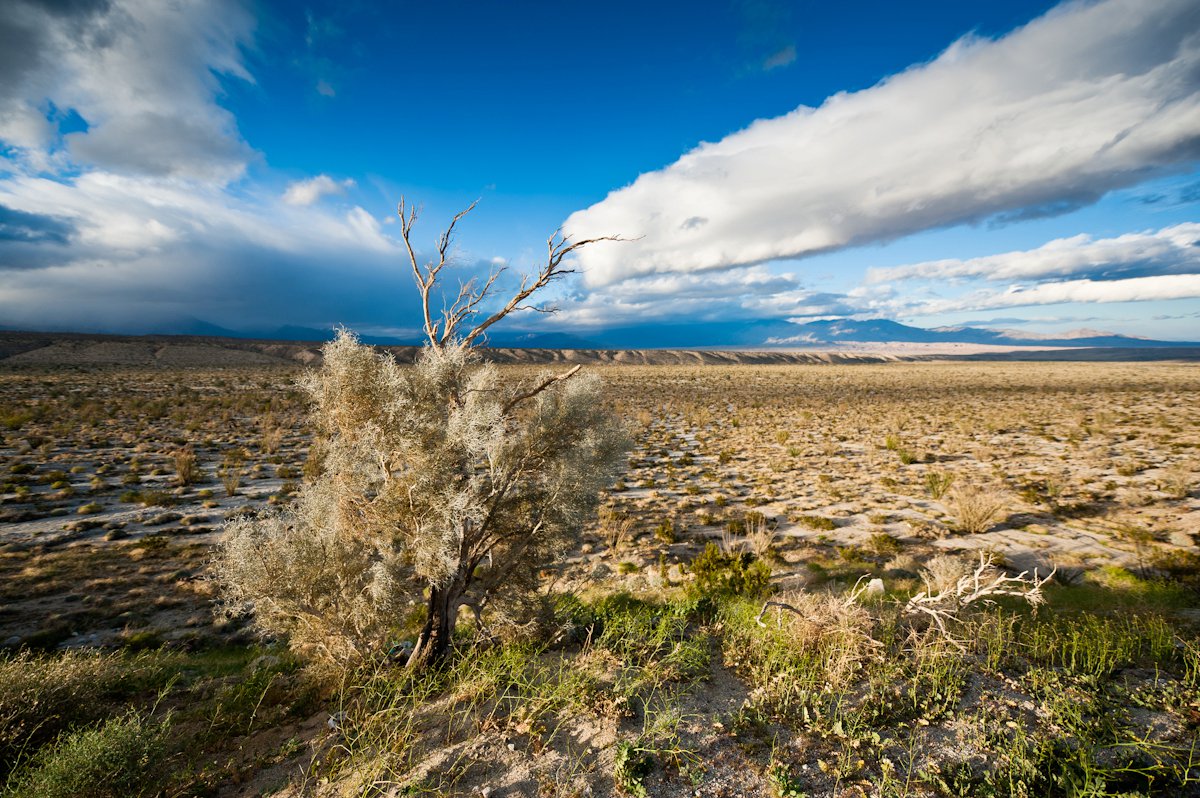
[{"x1": 947, "y1": 483, "x2": 1008, "y2": 534}]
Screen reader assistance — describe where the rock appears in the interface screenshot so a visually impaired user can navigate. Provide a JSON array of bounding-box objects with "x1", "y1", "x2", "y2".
[
  {"x1": 64, "y1": 519, "x2": 104, "y2": 533},
  {"x1": 865, "y1": 578, "x2": 885, "y2": 596},
  {"x1": 1168, "y1": 530, "x2": 1195, "y2": 548}
]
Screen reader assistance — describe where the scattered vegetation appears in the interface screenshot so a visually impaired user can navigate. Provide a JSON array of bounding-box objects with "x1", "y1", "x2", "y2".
[{"x1": 1, "y1": 355, "x2": 1198, "y2": 796}]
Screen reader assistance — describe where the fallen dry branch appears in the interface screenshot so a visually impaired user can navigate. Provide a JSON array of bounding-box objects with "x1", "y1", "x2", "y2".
[{"x1": 904, "y1": 551, "x2": 1055, "y2": 648}]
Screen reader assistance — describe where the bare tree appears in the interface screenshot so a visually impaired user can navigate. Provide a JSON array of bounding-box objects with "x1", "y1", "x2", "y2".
[{"x1": 214, "y1": 200, "x2": 628, "y2": 670}]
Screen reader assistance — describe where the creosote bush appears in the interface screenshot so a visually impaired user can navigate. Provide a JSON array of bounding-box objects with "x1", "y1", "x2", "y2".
[
  {"x1": 688, "y1": 542, "x2": 772, "y2": 602},
  {"x1": 214, "y1": 201, "x2": 627, "y2": 670}
]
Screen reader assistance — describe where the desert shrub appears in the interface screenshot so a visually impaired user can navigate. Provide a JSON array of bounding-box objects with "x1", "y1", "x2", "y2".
[
  {"x1": 1158, "y1": 462, "x2": 1194, "y2": 499},
  {"x1": 0, "y1": 412, "x2": 33, "y2": 431},
  {"x1": 794, "y1": 514, "x2": 836, "y2": 531},
  {"x1": 214, "y1": 206, "x2": 627, "y2": 670},
  {"x1": 652, "y1": 516, "x2": 677, "y2": 544},
  {"x1": 947, "y1": 483, "x2": 1007, "y2": 534},
  {"x1": 688, "y1": 542, "x2": 771, "y2": 601},
  {"x1": 5, "y1": 711, "x2": 169, "y2": 798},
  {"x1": 214, "y1": 485, "x2": 405, "y2": 666},
  {"x1": 600, "y1": 505, "x2": 638, "y2": 551},
  {"x1": 124, "y1": 489, "x2": 176, "y2": 507},
  {"x1": 218, "y1": 459, "x2": 241, "y2": 496},
  {"x1": 921, "y1": 553, "x2": 971, "y2": 594},
  {"x1": 866, "y1": 532, "x2": 901, "y2": 558},
  {"x1": 171, "y1": 447, "x2": 198, "y2": 486},
  {"x1": 924, "y1": 470, "x2": 955, "y2": 499},
  {"x1": 744, "y1": 514, "x2": 778, "y2": 558},
  {"x1": 214, "y1": 336, "x2": 625, "y2": 669}
]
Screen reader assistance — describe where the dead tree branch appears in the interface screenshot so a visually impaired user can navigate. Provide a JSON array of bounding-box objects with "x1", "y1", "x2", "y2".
[
  {"x1": 904, "y1": 551, "x2": 1054, "y2": 649},
  {"x1": 502, "y1": 364, "x2": 582, "y2": 414},
  {"x1": 396, "y1": 199, "x2": 624, "y2": 353},
  {"x1": 460, "y1": 230, "x2": 626, "y2": 348}
]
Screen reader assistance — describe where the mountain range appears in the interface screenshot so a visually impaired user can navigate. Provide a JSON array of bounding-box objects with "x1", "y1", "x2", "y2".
[{"x1": 105, "y1": 317, "x2": 1197, "y2": 350}]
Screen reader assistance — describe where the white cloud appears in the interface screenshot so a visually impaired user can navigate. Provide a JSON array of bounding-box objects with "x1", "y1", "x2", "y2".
[
  {"x1": 866, "y1": 223, "x2": 1200, "y2": 284},
  {"x1": 0, "y1": 0, "x2": 255, "y2": 183},
  {"x1": 896, "y1": 274, "x2": 1200, "y2": 315},
  {"x1": 540, "y1": 265, "x2": 854, "y2": 328},
  {"x1": 564, "y1": 0, "x2": 1200, "y2": 287},
  {"x1": 282, "y1": 174, "x2": 356, "y2": 206}
]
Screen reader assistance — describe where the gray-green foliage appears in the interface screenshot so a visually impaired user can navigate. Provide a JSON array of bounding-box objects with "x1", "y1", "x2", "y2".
[{"x1": 215, "y1": 330, "x2": 628, "y2": 666}]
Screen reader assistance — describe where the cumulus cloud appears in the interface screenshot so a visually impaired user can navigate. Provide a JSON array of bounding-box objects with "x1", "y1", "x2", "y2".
[
  {"x1": 564, "y1": 0, "x2": 1200, "y2": 287},
  {"x1": 0, "y1": 1, "x2": 485, "y2": 336},
  {"x1": 866, "y1": 223, "x2": 1200, "y2": 284},
  {"x1": 0, "y1": 0, "x2": 255, "y2": 182},
  {"x1": 0, "y1": 171, "x2": 414, "y2": 331},
  {"x1": 282, "y1": 175, "x2": 356, "y2": 206}
]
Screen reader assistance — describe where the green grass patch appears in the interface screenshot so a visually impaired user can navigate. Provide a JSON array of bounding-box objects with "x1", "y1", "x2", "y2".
[{"x1": 5, "y1": 711, "x2": 169, "y2": 798}]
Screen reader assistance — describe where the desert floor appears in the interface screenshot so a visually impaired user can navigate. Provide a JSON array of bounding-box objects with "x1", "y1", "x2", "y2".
[{"x1": 0, "y1": 360, "x2": 1197, "y2": 797}]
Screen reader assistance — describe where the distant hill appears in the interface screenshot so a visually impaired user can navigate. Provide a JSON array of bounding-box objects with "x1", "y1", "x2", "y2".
[
  {"x1": 767, "y1": 318, "x2": 1198, "y2": 349},
  {"x1": 0, "y1": 329, "x2": 1197, "y2": 370},
  {"x1": 20, "y1": 316, "x2": 1191, "y2": 351}
]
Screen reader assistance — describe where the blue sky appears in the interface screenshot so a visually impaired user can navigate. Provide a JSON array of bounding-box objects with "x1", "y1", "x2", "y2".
[{"x1": 1, "y1": 0, "x2": 1199, "y2": 342}]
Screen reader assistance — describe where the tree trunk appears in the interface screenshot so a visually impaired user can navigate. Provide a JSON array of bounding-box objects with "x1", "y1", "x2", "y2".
[{"x1": 408, "y1": 584, "x2": 459, "y2": 670}]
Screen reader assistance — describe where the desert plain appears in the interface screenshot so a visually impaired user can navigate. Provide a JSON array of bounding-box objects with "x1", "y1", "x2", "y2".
[{"x1": 0, "y1": 353, "x2": 1197, "y2": 797}]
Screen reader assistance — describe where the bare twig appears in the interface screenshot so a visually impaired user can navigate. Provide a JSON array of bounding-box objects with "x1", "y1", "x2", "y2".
[
  {"x1": 755, "y1": 600, "x2": 806, "y2": 627},
  {"x1": 395, "y1": 199, "x2": 624, "y2": 352},
  {"x1": 397, "y1": 197, "x2": 479, "y2": 348},
  {"x1": 461, "y1": 230, "x2": 626, "y2": 348},
  {"x1": 502, "y1": 365, "x2": 582, "y2": 415},
  {"x1": 904, "y1": 551, "x2": 1054, "y2": 649}
]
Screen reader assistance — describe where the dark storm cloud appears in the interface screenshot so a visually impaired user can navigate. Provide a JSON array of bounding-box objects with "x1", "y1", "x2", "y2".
[
  {"x1": 0, "y1": 205, "x2": 75, "y2": 245},
  {"x1": 0, "y1": 0, "x2": 255, "y2": 181}
]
